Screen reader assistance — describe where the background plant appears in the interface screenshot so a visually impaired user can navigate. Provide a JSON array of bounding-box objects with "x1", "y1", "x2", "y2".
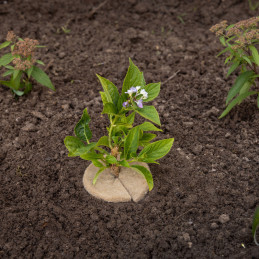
[
  {"x1": 253, "y1": 206, "x2": 259, "y2": 246},
  {"x1": 0, "y1": 31, "x2": 55, "y2": 96},
  {"x1": 210, "y1": 17, "x2": 259, "y2": 118},
  {"x1": 248, "y1": 0, "x2": 259, "y2": 11},
  {"x1": 64, "y1": 59, "x2": 174, "y2": 190}
]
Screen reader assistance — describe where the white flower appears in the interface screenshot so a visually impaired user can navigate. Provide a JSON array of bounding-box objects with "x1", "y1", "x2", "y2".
[
  {"x1": 125, "y1": 87, "x2": 137, "y2": 95},
  {"x1": 135, "y1": 99, "x2": 143, "y2": 108},
  {"x1": 140, "y1": 89, "x2": 148, "y2": 99},
  {"x1": 136, "y1": 86, "x2": 141, "y2": 91}
]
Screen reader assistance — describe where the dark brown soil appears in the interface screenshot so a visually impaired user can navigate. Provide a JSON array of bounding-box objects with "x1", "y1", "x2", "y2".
[{"x1": 0, "y1": 0, "x2": 259, "y2": 258}]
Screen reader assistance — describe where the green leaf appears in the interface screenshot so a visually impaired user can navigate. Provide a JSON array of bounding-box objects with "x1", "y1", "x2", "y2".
[
  {"x1": 0, "y1": 53, "x2": 14, "y2": 67},
  {"x1": 74, "y1": 108, "x2": 92, "y2": 143},
  {"x1": 91, "y1": 159, "x2": 104, "y2": 168},
  {"x1": 64, "y1": 136, "x2": 96, "y2": 157},
  {"x1": 242, "y1": 56, "x2": 252, "y2": 66},
  {"x1": 224, "y1": 56, "x2": 232, "y2": 64},
  {"x1": 118, "y1": 160, "x2": 130, "y2": 167},
  {"x1": 0, "y1": 80, "x2": 14, "y2": 89},
  {"x1": 102, "y1": 102, "x2": 117, "y2": 115},
  {"x1": 31, "y1": 66, "x2": 55, "y2": 90},
  {"x1": 138, "y1": 138, "x2": 174, "y2": 160},
  {"x1": 252, "y1": 206, "x2": 259, "y2": 246},
  {"x1": 219, "y1": 36, "x2": 226, "y2": 46},
  {"x1": 226, "y1": 71, "x2": 254, "y2": 104},
  {"x1": 36, "y1": 60, "x2": 45, "y2": 65},
  {"x1": 136, "y1": 105, "x2": 161, "y2": 126},
  {"x1": 117, "y1": 95, "x2": 124, "y2": 111},
  {"x1": 144, "y1": 83, "x2": 161, "y2": 102},
  {"x1": 11, "y1": 70, "x2": 22, "y2": 90},
  {"x1": 2, "y1": 69, "x2": 14, "y2": 77},
  {"x1": 219, "y1": 91, "x2": 257, "y2": 118},
  {"x1": 0, "y1": 41, "x2": 11, "y2": 50},
  {"x1": 139, "y1": 133, "x2": 157, "y2": 147},
  {"x1": 122, "y1": 58, "x2": 145, "y2": 99},
  {"x1": 80, "y1": 152, "x2": 104, "y2": 160},
  {"x1": 105, "y1": 155, "x2": 117, "y2": 164},
  {"x1": 95, "y1": 147, "x2": 109, "y2": 155},
  {"x1": 140, "y1": 133, "x2": 156, "y2": 142},
  {"x1": 136, "y1": 157, "x2": 159, "y2": 164},
  {"x1": 138, "y1": 121, "x2": 162, "y2": 131},
  {"x1": 130, "y1": 165, "x2": 153, "y2": 191},
  {"x1": 93, "y1": 167, "x2": 106, "y2": 185},
  {"x1": 124, "y1": 126, "x2": 140, "y2": 160},
  {"x1": 12, "y1": 89, "x2": 24, "y2": 96},
  {"x1": 97, "y1": 136, "x2": 109, "y2": 147},
  {"x1": 4, "y1": 65, "x2": 14, "y2": 69},
  {"x1": 12, "y1": 70, "x2": 20, "y2": 80},
  {"x1": 249, "y1": 45, "x2": 259, "y2": 66},
  {"x1": 239, "y1": 81, "x2": 252, "y2": 95},
  {"x1": 125, "y1": 111, "x2": 135, "y2": 124},
  {"x1": 113, "y1": 124, "x2": 131, "y2": 135},
  {"x1": 217, "y1": 47, "x2": 229, "y2": 57},
  {"x1": 27, "y1": 66, "x2": 34, "y2": 78},
  {"x1": 96, "y1": 74, "x2": 119, "y2": 107},
  {"x1": 100, "y1": 91, "x2": 108, "y2": 105},
  {"x1": 112, "y1": 136, "x2": 120, "y2": 144},
  {"x1": 226, "y1": 61, "x2": 240, "y2": 77},
  {"x1": 24, "y1": 81, "x2": 32, "y2": 94},
  {"x1": 226, "y1": 35, "x2": 236, "y2": 43}
]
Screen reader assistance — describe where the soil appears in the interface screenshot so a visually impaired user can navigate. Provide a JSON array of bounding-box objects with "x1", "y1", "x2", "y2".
[{"x1": 0, "y1": 0, "x2": 259, "y2": 258}]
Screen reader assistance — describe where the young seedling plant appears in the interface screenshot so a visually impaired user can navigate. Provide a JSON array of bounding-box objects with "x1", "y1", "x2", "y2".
[
  {"x1": 210, "y1": 17, "x2": 259, "y2": 118},
  {"x1": 0, "y1": 31, "x2": 55, "y2": 96},
  {"x1": 64, "y1": 59, "x2": 174, "y2": 191}
]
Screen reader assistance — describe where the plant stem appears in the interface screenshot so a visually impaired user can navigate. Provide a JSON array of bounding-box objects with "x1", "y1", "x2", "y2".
[
  {"x1": 110, "y1": 164, "x2": 120, "y2": 177},
  {"x1": 108, "y1": 115, "x2": 118, "y2": 149},
  {"x1": 243, "y1": 48, "x2": 259, "y2": 85},
  {"x1": 108, "y1": 116, "x2": 114, "y2": 149}
]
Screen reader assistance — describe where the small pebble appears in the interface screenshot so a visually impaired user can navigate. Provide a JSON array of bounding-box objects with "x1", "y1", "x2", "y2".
[
  {"x1": 192, "y1": 145, "x2": 203, "y2": 155},
  {"x1": 219, "y1": 214, "x2": 230, "y2": 224},
  {"x1": 225, "y1": 132, "x2": 231, "y2": 138},
  {"x1": 203, "y1": 106, "x2": 219, "y2": 117},
  {"x1": 21, "y1": 122, "x2": 37, "y2": 132},
  {"x1": 58, "y1": 52, "x2": 66, "y2": 59},
  {"x1": 182, "y1": 232, "x2": 190, "y2": 242},
  {"x1": 210, "y1": 222, "x2": 219, "y2": 229},
  {"x1": 15, "y1": 117, "x2": 23, "y2": 125},
  {"x1": 31, "y1": 111, "x2": 47, "y2": 120},
  {"x1": 61, "y1": 104, "x2": 69, "y2": 110},
  {"x1": 183, "y1": 121, "x2": 194, "y2": 127}
]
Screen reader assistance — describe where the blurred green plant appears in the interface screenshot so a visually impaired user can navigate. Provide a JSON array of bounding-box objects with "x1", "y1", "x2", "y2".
[
  {"x1": 57, "y1": 20, "x2": 71, "y2": 34},
  {"x1": 248, "y1": 0, "x2": 259, "y2": 11},
  {"x1": 252, "y1": 206, "x2": 259, "y2": 246},
  {"x1": 210, "y1": 17, "x2": 259, "y2": 118},
  {"x1": 0, "y1": 31, "x2": 55, "y2": 96},
  {"x1": 177, "y1": 13, "x2": 186, "y2": 24},
  {"x1": 64, "y1": 59, "x2": 174, "y2": 190}
]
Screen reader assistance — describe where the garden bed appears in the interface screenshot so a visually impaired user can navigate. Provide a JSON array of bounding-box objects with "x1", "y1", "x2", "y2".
[{"x1": 0, "y1": 0, "x2": 258, "y2": 258}]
